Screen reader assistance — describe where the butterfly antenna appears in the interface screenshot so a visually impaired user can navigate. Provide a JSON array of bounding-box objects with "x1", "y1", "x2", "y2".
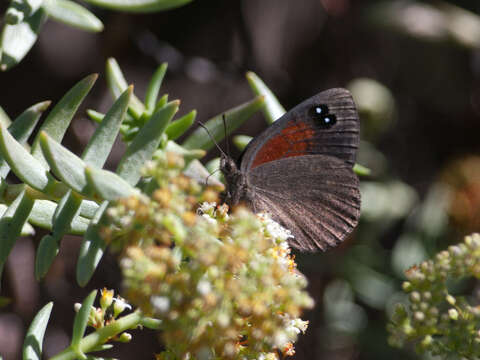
[
  {"x1": 222, "y1": 114, "x2": 230, "y2": 157},
  {"x1": 205, "y1": 168, "x2": 220, "y2": 186},
  {"x1": 197, "y1": 121, "x2": 228, "y2": 158}
]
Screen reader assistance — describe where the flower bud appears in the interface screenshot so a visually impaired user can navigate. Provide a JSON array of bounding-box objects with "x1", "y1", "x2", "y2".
[
  {"x1": 413, "y1": 311, "x2": 425, "y2": 322},
  {"x1": 446, "y1": 295, "x2": 456, "y2": 305},
  {"x1": 113, "y1": 297, "x2": 132, "y2": 317},
  {"x1": 100, "y1": 288, "x2": 114, "y2": 310},
  {"x1": 118, "y1": 332, "x2": 132, "y2": 343},
  {"x1": 448, "y1": 309, "x2": 459, "y2": 320}
]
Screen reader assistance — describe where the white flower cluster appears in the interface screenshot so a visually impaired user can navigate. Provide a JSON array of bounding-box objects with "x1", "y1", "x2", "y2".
[
  {"x1": 272, "y1": 312, "x2": 310, "y2": 351},
  {"x1": 257, "y1": 212, "x2": 294, "y2": 242},
  {"x1": 256, "y1": 213, "x2": 296, "y2": 272},
  {"x1": 197, "y1": 201, "x2": 217, "y2": 215},
  {"x1": 197, "y1": 202, "x2": 223, "y2": 225}
]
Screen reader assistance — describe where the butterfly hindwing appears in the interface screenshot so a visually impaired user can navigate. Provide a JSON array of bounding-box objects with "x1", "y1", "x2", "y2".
[{"x1": 248, "y1": 155, "x2": 361, "y2": 251}]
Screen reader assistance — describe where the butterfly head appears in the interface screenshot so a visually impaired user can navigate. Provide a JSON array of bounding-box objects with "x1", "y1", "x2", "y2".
[
  {"x1": 220, "y1": 153, "x2": 247, "y2": 206},
  {"x1": 220, "y1": 153, "x2": 240, "y2": 185}
]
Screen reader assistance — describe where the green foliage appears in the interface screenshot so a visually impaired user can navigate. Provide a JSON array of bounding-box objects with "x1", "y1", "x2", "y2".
[
  {"x1": 246, "y1": 71, "x2": 286, "y2": 124},
  {"x1": 0, "y1": 60, "x2": 264, "y2": 287},
  {"x1": 388, "y1": 233, "x2": 480, "y2": 358},
  {"x1": 0, "y1": 0, "x2": 192, "y2": 70},
  {"x1": 23, "y1": 289, "x2": 160, "y2": 360},
  {"x1": 182, "y1": 97, "x2": 265, "y2": 151},
  {"x1": 23, "y1": 302, "x2": 53, "y2": 360}
]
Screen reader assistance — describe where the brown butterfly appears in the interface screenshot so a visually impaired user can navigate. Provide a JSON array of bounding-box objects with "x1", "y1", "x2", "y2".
[{"x1": 220, "y1": 88, "x2": 361, "y2": 251}]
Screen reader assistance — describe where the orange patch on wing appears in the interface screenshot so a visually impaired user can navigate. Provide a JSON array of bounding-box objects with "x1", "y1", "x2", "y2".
[{"x1": 251, "y1": 121, "x2": 314, "y2": 168}]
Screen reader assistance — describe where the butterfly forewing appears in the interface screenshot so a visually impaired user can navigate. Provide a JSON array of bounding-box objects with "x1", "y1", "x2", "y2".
[{"x1": 241, "y1": 88, "x2": 359, "y2": 173}]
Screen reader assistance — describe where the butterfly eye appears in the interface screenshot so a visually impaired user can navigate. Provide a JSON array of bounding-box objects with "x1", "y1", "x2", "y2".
[{"x1": 309, "y1": 104, "x2": 336, "y2": 128}]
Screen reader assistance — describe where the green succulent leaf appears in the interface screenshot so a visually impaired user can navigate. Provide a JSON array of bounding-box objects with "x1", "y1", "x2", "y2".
[
  {"x1": 35, "y1": 235, "x2": 60, "y2": 279},
  {"x1": 77, "y1": 99, "x2": 178, "y2": 286},
  {"x1": 184, "y1": 159, "x2": 223, "y2": 187},
  {"x1": 39, "y1": 80, "x2": 131, "y2": 193},
  {"x1": 105, "y1": 58, "x2": 144, "y2": 119},
  {"x1": 35, "y1": 191, "x2": 83, "y2": 279},
  {"x1": 71, "y1": 290, "x2": 97, "y2": 350},
  {"x1": 117, "y1": 100, "x2": 179, "y2": 185},
  {"x1": 82, "y1": 0, "x2": 192, "y2": 13},
  {"x1": 353, "y1": 163, "x2": 372, "y2": 176},
  {"x1": 0, "y1": 125, "x2": 64, "y2": 197},
  {"x1": 163, "y1": 140, "x2": 205, "y2": 161},
  {"x1": 31, "y1": 74, "x2": 97, "y2": 167},
  {"x1": 0, "y1": 107, "x2": 12, "y2": 127},
  {"x1": 88, "y1": 344, "x2": 113, "y2": 352},
  {"x1": 141, "y1": 317, "x2": 162, "y2": 330},
  {"x1": 165, "y1": 110, "x2": 196, "y2": 141},
  {"x1": 42, "y1": 0, "x2": 103, "y2": 32},
  {"x1": 22, "y1": 301, "x2": 53, "y2": 360},
  {"x1": 85, "y1": 167, "x2": 135, "y2": 200},
  {"x1": 35, "y1": 87, "x2": 132, "y2": 278},
  {"x1": 0, "y1": 101, "x2": 50, "y2": 178},
  {"x1": 5, "y1": 0, "x2": 44, "y2": 25},
  {"x1": 22, "y1": 221, "x2": 36, "y2": 236},
  {"x1": 82, "y1": 86, "x2": 132, "y2": 167},
  {"x1": 182, "y1": 96, "x2": 265, "y2": 151},
  {"x1": 232, "y1": 135, "x2": 252, "y2": 151},
  {"x1": 0, "y1": 190, "x2": 35, "y2": 279},
  {"x1": 145, "y1": 63, "x2": 167, "y2": 112},
  {"x1": 76, "y1": 202, "x2": 109, "y2": 287},
  {"x1": 9, "y1": 101, "x2": 51, "y2": 145},
  {"x1": 154, "y1": 94, "x2": 168, "y2": 112},
  {"x1": 86, "y1": 109, "x2": 104, "y2": 124},
  {"x1": 39, "y1": 131, "x2": 93, "y2": 195},
  {"x1": 78, "y1": 200, "x2": 99, "y2": 219},
  {"x1": 28, "y1": 199, "x2": 90, "y2": 234},
  {"x1": 246, "y1": 71, "x2": 286, "y2": 124},
  {"x1": 120, "y1": 125, "x2": 140, "y2": 142},
  {"x1": 0, "y1": 8, "x2": 46, "y2": 71}
]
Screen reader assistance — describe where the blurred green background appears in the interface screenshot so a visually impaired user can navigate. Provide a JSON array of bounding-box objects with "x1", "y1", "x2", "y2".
[{"x1": 1, "y1": 0, "x2": 480, "y2": 359}]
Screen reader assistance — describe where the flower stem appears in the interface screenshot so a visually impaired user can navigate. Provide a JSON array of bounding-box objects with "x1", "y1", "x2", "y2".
[{"x1": 51, "y1": 311, "x2": 144, "y2": 360}]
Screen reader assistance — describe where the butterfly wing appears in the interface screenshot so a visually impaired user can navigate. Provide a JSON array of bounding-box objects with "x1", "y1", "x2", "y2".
[
  {"x1": 240, "y1": 88, "x2": 359, "y2": 173},
  {"x1": 247, "y1": 155, "x2": 360, "y2": 251},
  {"x1": 240, "y1": 88, "x2": 360, "y2": 251}
]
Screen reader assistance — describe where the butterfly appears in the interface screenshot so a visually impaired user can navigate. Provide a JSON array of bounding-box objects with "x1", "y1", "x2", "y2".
[{"x1": 220, "y1": 88, "x2": 361, "y2": 252}]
